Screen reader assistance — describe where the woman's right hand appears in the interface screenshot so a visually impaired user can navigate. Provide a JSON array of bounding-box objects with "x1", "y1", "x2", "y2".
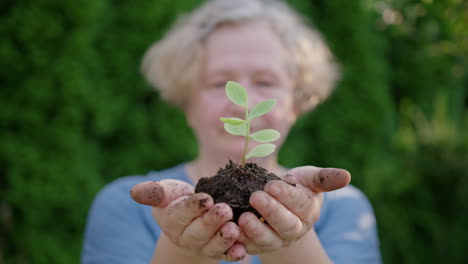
[{"x1": 131, "y1": 180, "x2": 246, "y2": 262}]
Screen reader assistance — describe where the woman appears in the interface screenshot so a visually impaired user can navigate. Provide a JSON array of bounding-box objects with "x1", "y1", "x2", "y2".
[{"x1": 82, "y1": 0, "x2": 381, "y2": 263}]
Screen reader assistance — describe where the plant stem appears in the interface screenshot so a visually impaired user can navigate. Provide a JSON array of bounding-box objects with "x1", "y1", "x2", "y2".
[{"x1": 241, "y1": 109, "x2": 250, "y2": 167}]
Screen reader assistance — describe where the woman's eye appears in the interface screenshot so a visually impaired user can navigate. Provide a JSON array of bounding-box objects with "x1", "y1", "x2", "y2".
[
  {"x1": 256, "y1": 80, "x2": 275, "y2": 88},
  {"x1": 209, "y1": 82, "x2": 227, "y2": 89}
]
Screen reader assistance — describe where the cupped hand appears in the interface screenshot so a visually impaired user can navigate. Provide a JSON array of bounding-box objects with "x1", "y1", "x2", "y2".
[
  {"x1": 131, "y1": 180, "x2": 246, "y2": 262},
  {"x1": 237, "y1": 167, "x2": 351, "y2": 255}
]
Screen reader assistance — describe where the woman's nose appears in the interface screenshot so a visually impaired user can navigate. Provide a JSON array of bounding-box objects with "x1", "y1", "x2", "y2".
[
  {"x1": 240, "y1": 80, "x2": 264, "y2": 103},
  {"x1": 247, "y1": 89, "x2": 264, "y2": 109},
  {"x1": 225, "y1": 95, "x2": 247, "y2": 118}
]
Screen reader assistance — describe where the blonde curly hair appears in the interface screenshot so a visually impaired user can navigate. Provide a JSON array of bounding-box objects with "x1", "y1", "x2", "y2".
[{"x1": 141, "y1": 0, "x2": 340, "y2": 114}]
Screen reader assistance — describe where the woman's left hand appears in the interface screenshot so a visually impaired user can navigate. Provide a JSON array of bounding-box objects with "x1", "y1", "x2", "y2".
[{"x1": 237, "y1": 166, "x2": 351, "y2": 254}]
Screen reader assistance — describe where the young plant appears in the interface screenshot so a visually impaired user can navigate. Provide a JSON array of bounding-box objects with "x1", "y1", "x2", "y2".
[{"x1": 219, "y1": 81, "x2": 280, "y2": 167}]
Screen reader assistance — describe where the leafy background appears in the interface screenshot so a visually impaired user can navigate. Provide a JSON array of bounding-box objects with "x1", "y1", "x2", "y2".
[{"x1": 1, "y1": 0, "x2": 467, "y2": 263}]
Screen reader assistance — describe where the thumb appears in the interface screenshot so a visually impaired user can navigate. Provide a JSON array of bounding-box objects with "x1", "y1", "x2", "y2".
[
  {"x1": 130, "y1": 179, "x2": 194, "y2": 207},
  {"x1": 284, "y1": 166, "x2": 351, "y2": 193}
]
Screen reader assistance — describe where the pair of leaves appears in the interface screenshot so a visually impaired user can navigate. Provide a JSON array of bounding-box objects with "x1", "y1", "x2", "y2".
[
  {"x1": 221, "y1": 122, "x2": 278, "y2": 159},
  {"x1": 222, "y1": 123, "x2": 280, "y2": 143},
  {"x1": 222, "y1": 121, "x2": 278, "y2": 158},
  {"x1": 225, "y1": 81, "x2": 276, "y2": 121}
]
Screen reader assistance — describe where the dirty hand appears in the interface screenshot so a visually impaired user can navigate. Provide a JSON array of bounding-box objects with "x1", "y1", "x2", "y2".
[
  {"x1": 131, "y1": 180, "x2": 246, "y2": 261},
  {"x1": 237, "y1": 166, "x2": 351, "y2": 255}
]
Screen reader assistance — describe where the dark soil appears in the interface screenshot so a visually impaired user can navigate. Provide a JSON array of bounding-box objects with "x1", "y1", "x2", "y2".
[{"x1": 194, "y1": 160, "x2": 291, "y2": 223}]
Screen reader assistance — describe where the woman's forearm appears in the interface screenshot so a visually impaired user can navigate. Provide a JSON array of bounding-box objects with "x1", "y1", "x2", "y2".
[
  {"x1": 258, "y1": 230, "x2": 332, "y2": 264},
  {"x1": 151, "y1": 233, "x2": 218, "y2": 264}
]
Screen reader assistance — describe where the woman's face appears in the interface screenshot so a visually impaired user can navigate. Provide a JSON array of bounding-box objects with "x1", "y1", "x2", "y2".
[{"x1": 186, "y1": 20, "x2": 297, "y2": 161}]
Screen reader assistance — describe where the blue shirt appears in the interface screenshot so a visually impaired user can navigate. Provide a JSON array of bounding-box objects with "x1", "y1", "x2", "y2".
[{"x1": 82, "y1": 163, "x2": 381, "y2": 263}]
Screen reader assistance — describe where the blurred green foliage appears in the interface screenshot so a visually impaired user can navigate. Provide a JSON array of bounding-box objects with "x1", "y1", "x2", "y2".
[{"x1": 0, "y1": 0, "x2": 467, "y2": 263}]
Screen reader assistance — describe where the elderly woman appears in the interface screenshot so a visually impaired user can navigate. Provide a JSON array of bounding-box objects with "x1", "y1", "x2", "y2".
[{"x1": 82, "y1": 0, "x2": 381, "y2": 263}]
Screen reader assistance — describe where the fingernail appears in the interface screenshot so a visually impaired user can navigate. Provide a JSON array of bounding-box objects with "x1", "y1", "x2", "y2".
[
  {"x1": 231, "y1": 244, "x2": 246, "y2": 261},
  {"x1": 198, "y1": 198, "x2": 208, "y2": 209}
]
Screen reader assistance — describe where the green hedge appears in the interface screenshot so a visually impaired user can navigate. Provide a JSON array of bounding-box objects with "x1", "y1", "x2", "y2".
[{"x1": 1, "y1": 0, "x2": 466, "y2": 263}]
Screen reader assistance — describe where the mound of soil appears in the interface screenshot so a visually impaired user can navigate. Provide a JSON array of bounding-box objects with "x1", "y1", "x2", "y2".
[{"x1": 194, "y1": 160, "x2": 289, "y2": 223}]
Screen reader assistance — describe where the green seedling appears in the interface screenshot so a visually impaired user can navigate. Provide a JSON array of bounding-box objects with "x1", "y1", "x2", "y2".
[{"x1": 219, "y1": 81, "x2": 280, "y2": 167}]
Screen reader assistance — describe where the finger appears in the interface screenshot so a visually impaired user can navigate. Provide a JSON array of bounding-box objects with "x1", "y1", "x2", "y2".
[
  {"x1": 238, "y1": 211, "x2": 282, "y2": 253},
  {"x1": 285, "y1": 166, "x2": 351, "y2": 192},
  {"x1": 182, "y1": 203, "x2": 233, "y2": 248},
  {"x1": 130, "y1": 179, "x2": 194, "y2": 207},
  {"x1": 236, "y1": 229, "x2": 263, "y2": 255},
  {"x1": 264, "y1": 180, "x2": 322, "y2": 225},
  {"x1": 250, "y1": 190, "x2": 305, "y2": 241},
  {"x1": 226, "y1": 243, "x2": 247, "y2": 262},
  {"x1": 201, "y1": 221, "x2": 241, "y2": 260},
  {"x1": 161, "y1": 192, "x2": 213, "y2": 230}
]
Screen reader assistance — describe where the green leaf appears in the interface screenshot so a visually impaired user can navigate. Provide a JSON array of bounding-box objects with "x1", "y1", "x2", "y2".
[
  {"x1": 224, "y1": 123, "x2": 247, "y2": 136},
  {"x1": 225, "y1": 81, "x2": 248, "y2": 107},
  {"x1": 245, "y1": 143, "x2": 276, "y2": 159},
  {"x1": 249, "y1": 100, "x2": 276, "y2": 120},
  {"x1": 250, "y1": 129, "x2": 280, "y2": 143},
  {"x1": 220, "y1": 117, "x2": 245, "y2": 125}
]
